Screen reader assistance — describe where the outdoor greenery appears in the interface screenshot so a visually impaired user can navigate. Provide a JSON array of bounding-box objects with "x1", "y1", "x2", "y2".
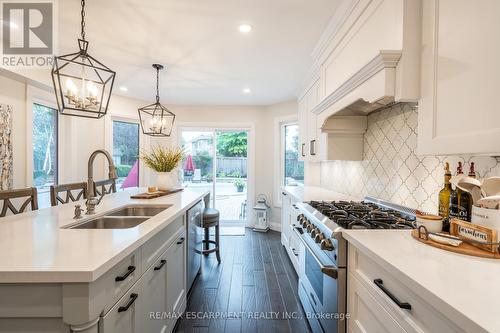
[
  {"x1": 192, "y1": 151, "x2": 213, "y2": 177},
  {"x1": 233, "y1": 179, "x2": 246, "y2": 192},
  {"x1": 216, "y1": 132, "x2": 247, "y2": 157},
  {"x1": 285, "y1": 125, "x2": 304, "y2": 182},
  {"x1": 32, "y1": 104, "x2": 57, "y2": 187},
  {"x1": 141, "y1": 146, "x2": 184, "y2": 172},
  {"x1": 113, "y1": 121, "x2": 139, "y2": 166},
  {"x1": 116, "y1": 164, "x2": 133, "y2": 178}
]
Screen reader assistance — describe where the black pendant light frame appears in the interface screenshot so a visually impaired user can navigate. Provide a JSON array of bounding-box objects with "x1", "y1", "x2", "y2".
[
  {"x1": 51, "y1": 0, "x2": 116, "y2": 119},
  {"x1": 138, "y1": 64, "x2": 176, "y2": 137}
]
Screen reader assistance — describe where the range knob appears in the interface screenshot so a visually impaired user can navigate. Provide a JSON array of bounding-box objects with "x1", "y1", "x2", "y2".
[
  {"x1": 297, "y1": 214, "x2": 305, "y2": 222},
  {"x1": 320, "y1": 239, "x2": 335, "y2": 251},
  {"x1": 310, "y1": 228, "x2": 320, "y2": 238},
  {"x1": 314, "y1": 232, "x2": 325, "y2": 243},
  {"x1": 306, "y1": 224, "x2": 314, "y2": 233},
  {"x1": 301, "y1": 219, "x2": 309, "y2": 228}
]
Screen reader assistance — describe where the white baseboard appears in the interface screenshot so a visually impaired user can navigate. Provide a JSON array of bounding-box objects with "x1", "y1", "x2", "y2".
[{"x1": 269, "y1": 221, "x2": 281, "y2": 232}]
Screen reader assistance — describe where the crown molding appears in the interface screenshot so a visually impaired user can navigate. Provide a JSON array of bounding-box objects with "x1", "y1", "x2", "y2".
[{"x1": 312, "y1": 50, "x2": 401, "y2": 115}]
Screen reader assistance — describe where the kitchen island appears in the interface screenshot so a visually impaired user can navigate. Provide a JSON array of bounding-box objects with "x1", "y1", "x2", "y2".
[
  {"x1": 343, "y1": 229, "x2": 500, "y2": 333},
  {"x1": 0, "y1": 187, "x2": 209, "y2": 333}
]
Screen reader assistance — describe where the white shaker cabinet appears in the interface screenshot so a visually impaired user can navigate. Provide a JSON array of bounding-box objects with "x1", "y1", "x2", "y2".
[
  {"x1": 298, "y1": 78, "x2": 322, "y2": 162},
  {"x1": 100, "y1": 280, "x2": 142, "y2": 333},
  {"x1": 418, "y1": 0, "x2": 500, "y2": 155},
  {"x1": 165, "y1": 232, "x2": 187, "y2": 331}
]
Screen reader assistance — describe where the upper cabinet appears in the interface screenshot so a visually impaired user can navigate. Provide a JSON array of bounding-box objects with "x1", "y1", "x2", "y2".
[
  {"x1": 418, "y1": 0, "x2": 500, "y2": 155},
  {"x1": 298, "y1": 0, "x2": 422, "y2": 162}
]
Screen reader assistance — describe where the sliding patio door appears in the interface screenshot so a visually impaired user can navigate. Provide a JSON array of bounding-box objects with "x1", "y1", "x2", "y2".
[{"x1": 180, "y1": 129, "x2": 248, "y2": 225}]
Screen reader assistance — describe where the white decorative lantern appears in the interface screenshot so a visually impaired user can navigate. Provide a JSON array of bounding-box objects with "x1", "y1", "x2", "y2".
[{"x1": 253, "y1": 195, "x2": 270, "y2": 232}]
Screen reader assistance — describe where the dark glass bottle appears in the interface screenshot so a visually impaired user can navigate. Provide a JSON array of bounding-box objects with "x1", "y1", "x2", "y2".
[
  {"x1": 449, "y1": 162, "x2": 472, "y2": 221},
  {"x1": 438, "y1": 162, "x2": 452, "y2": 219}
]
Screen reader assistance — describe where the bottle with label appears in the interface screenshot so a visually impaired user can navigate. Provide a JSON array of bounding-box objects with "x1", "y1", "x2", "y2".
[
  {"x1": 438, "y1": 162, "x2": 452, "y2": 219},
  {"x1": 449, "y1": 162, "x2": 472, "y2": 221}
]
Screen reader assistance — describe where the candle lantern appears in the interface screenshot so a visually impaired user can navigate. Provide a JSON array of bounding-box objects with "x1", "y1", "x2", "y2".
[{"x1": 253, "y1": 194, "x2": 271, "y2": 232}]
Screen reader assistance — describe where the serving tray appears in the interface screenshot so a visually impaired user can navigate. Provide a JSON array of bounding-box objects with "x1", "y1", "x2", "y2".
[
  {"x1": 130, "y1": 188, "x2": 184, "y2": 199},
  {"x1": 411, "y1": 229, "x2": 500, "y2": 259}
]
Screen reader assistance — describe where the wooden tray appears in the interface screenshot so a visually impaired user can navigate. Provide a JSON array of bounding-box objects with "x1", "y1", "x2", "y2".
[
  {"x1": 130, "y1": 188, "x2": 184, "y2": 199},
  {"x1": 411, "y1": 229, "x2": 500, "y2": 259}
]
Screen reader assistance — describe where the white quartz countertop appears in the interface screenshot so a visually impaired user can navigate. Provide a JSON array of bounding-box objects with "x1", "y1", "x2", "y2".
[
  {"x1": 0, "y1": 188, "x2": 209, "y2": 283},
  {"x1": 343, "y1": 230, "x2": 500, "y2": 333},
  {"x1": 282, "y1": 185, "x2": 358, "y2": 202}
]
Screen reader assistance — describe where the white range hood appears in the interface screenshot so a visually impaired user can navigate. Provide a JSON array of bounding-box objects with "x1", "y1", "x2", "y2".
[{"x1": 313, "y1": 50, "x2": 402, "y2": 117}]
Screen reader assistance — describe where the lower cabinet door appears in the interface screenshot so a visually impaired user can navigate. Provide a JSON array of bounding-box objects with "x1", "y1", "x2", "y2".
[
  {"x1": 166, "y1": 231, "x2": 187, "y2": 330},
  {"x1": 348, "y1": 273, "x2": 406, "y2": 333},
  {"x1": 100, "y1": 279, "x2": 142, "y2": 333},
  {"x1": 141, "y1": 252, "x2": 169, "y2": 333}
]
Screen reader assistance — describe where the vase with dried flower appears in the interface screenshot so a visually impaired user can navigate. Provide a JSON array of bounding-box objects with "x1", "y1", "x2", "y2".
[{"x1": 140, "y1": 146, "x2": 184, "y2": 191}]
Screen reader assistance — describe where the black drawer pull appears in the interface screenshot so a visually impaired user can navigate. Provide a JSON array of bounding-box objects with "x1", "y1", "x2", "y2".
[
  {"x1": 301, "y1": 143, "x2": 306, "y2": 157},
  {"x1": 154, "y1": 259, "x2": 166, "y2": 271},
  {"x1": 177, "y1": 237, "x2": 185, "y2": 245},
  {"x1": 374, "y1": 279, "x2": 411, "y2": 310},
  {"x1": 115, "y1": 265, "x2": 136, "y2": 282},
  {"x1": 118, "y1": 293, "x2": 138, "y2": 313}
]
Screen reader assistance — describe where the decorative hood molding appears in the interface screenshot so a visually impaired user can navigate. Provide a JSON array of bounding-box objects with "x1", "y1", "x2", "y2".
[{"x1": 312, "y1": 50, "x2": 402, "y2": 116}]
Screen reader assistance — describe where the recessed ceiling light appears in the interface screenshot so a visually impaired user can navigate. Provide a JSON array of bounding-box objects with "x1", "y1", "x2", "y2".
[
  {"x1": 119, "y1": 86, "x2": 128, "y2": 92},
  {"x1": 238, "y1": 24, "x2": 252, "y2": 34},
  {"x1": 243, "y1": 88, "x2": 251, "y2": 94}
]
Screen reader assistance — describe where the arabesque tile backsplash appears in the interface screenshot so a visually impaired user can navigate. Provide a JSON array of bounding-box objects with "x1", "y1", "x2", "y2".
[{"x1": 320, "y1": 103, "x2": 500, "y2": 213}]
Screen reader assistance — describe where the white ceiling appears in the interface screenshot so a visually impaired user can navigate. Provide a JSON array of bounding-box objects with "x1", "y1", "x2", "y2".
[{"x1": 57, "y1": 0, "x2": 341, "y2": 105}]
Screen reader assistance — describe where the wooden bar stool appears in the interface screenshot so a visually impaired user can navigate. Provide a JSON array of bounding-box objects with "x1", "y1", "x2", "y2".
[
  {"x1": 50, "y1": 182, "x2": 87, "y2": 206},
  {"x1": 202, "y1": 207, "x2": 221, "y2": 263},
  {"x1": 0, "y1": 187, "x2": 38, "y2": 217}
]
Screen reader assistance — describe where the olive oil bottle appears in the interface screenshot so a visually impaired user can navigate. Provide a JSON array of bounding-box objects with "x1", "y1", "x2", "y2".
[{"x1": 438, "y1": 162, "x2": 452, "y2": 219}]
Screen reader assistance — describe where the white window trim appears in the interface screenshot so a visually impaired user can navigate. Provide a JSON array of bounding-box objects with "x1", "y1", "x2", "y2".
[{"x1": 273, "y1": 115, "x2": 301, "y2": 208}]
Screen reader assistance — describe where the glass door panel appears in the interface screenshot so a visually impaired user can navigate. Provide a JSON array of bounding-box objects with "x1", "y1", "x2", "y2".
[
  {"x1": 215, "y1": 131, "x2": 248, "y2": 223},
  {"x1": 181, "y1": 131, "x2": 214, "y2": 201}
]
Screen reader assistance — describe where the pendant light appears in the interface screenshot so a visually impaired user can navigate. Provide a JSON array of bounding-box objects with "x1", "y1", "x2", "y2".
[
  {"x1": 138, "y1": 64, "x2": 176, "y2": 137},
  {"x1": 51, "y1": 0, "x2": 116, "y2": 119}
]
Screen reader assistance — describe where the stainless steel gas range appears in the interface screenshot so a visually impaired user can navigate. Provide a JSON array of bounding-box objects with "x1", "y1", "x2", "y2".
[{"x1": 291, "y1": 197, "x2": 416, "y2": 333}]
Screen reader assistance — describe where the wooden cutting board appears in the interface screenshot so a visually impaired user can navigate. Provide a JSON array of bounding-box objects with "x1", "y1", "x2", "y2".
[
  {"x1": 411, "y1": 229, "x2": 500, "y2": 259},
  {"x1": 130, "y1": 188, "x2": 184, "y2": 199}
]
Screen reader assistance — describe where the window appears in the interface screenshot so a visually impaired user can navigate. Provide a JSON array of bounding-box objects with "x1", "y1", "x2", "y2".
[
  {"x1": 33, "y1": 103, "x2": 58, "y2": 207},
  {"x1": 113, "y1": 120, "x2": 140, "y2": 189},
  {"x1": 283, "y1": 123, "x2": 304, "y2": 185}
]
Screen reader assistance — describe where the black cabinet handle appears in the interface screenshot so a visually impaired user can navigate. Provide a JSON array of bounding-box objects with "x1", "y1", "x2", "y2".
[
  {"x1": 282, "y1": 192, "x2": 287, "y2": 196},
  {"x1": 177, "y1": 237, "x2": 185, "y2": 245},
  {"x1": 310, "y1": 140, "x2": 316, "y2": 156},
  {"x1": 154, "y1": 259, "x2": 166, "y2": 271},
  {"x1": 301, "y1": 143, "x2": 306, "y2": 157},
  {"x1": 374, "y1": 279, "x2": 411, "y2": 310},
  {"x1": 115, "y1": 265, "x2": 136, "y2": 282},
  {"x1": 291, "y1": 248, "x2": 299, "y2": 257},
  {"x1": 118, "y1": 293, "x2": 138, "y2": 313}
]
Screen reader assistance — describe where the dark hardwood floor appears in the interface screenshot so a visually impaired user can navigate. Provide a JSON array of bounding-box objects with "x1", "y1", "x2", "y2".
[{"x1": 174, "y1": 229, "x2": 311, "y2": 333}]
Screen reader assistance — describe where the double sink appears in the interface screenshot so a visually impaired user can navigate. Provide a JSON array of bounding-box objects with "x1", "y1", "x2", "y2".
[{"x1": 67, "y1": 205, "x2": 172, "y2": 229}]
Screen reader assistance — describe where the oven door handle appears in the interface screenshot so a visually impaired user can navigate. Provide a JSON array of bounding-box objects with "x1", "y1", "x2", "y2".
[{"x1": 293, "y1": 227, "x2": 338, "y2": 279}]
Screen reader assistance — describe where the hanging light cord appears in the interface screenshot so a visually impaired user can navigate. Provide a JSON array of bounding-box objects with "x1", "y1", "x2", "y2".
[
  {"x1": 80, "y1": 0, "x2": 86, "y2": 40},
  {"x1": 156, "y1": 67, "x2": 160, "y2": 102}
]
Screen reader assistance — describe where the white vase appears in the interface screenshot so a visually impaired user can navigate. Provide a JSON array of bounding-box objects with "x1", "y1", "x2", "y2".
[{"x1": 156, "y1": 172, "x2": 174, "y2": 191}]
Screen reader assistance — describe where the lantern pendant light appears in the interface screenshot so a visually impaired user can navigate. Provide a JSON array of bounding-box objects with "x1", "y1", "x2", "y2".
[
  {"x1": 51, "y1": 0, "x2": 115, "y2": 119},
  {"x1": 138, "y1": 64, "x2": 176, "y2": 137}
]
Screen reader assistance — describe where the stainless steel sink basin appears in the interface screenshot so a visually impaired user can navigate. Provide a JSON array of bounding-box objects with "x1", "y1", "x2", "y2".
[
  {"x1": 70, "y1": 216, "x2": 149, "y2": 229},
  {"x1": 105, "y1": 205, "x2": 171, "y2": 217},
  {"x1": 66, "y1": 205, "x2": 172, "y2": 229}
]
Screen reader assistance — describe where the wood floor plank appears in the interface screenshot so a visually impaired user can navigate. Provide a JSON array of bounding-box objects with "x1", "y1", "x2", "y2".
[{"x1": 175, "y1": 230, "x2": 310, "y2": 333}]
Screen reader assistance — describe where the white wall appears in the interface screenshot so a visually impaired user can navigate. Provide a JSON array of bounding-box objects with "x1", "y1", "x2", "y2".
[{"x1": 0, "y1": 71, "x2": 297, "y2": 225}]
